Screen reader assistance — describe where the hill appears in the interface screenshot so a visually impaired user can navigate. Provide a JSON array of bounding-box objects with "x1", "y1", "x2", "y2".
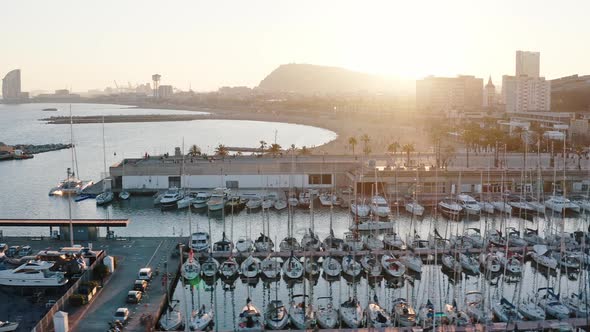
[{"x1": 257, "y1": 63, "x2": 408, "y2": 95}]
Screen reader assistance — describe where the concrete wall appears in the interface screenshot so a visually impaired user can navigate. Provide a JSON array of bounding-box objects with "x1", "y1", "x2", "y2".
[{"x1": 123, "y1": 175, "x2": 169, "y2": 190}]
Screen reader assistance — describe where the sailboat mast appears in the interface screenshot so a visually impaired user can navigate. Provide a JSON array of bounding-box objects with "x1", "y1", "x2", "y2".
[{"x1": 69, "y1": 105, "x2": 75, "y2": 177}]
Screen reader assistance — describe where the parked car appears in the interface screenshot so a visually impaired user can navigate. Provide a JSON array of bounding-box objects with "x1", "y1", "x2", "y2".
[
  {"x1": 133, "y1": 280, "x2": 148, "y2": 292},
  {"x1": 0, "y1": 243, "x2": 7, "y2": 253},
  {"x1": 127, "y1": 291, "x2": 142, "y2": 304},
  {"x1": 137, "y1": 268, "x2": 152, "y2": 281},
  {"x1": 19, "y1": 245, "x2": 32, "y2": 257},
  {"x1": 113, "y1": 307, "x2": 129, "y2": 324},
  {"x1": 6, "y1": 246, "x2": 20, "y2": 257}
]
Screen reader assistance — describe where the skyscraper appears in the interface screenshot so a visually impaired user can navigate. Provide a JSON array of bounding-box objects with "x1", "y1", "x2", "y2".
[
  {"x1": 2, "y1": 69, "x2": 22, "y2": 102},
  {"x1": 515, "y1": 50, "x2": 540, "y2": 78}
]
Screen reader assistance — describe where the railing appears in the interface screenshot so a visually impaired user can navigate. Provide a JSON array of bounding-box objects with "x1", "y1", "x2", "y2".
[{"x1": 31, "y1": 250, "x2": 106, "y2": 332}]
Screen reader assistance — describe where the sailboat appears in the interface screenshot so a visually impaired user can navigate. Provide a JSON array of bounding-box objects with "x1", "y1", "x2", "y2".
[
  {"x1": 159, "y1": 254, "x2": 183, "y2": 331},
  {"x1": 282, "y1": 251, "x2": 303, "y2": 279},
  {"x1": 189, "y1": 304, "x2": 214, "y2": 331},
  {"x1": 219, "y1": 256, "x2": 239, "y2": 280},
  {"x1": 538, "y1": 287, "x2": 570, "y2": 319},
  {"x1": 240, "y1": 255, "x2": 261, "y2": 279},
  {"x1": 391, "y1": 298, "x2": 416, "y2": 327},
  {"x1": 366, "y1": 295, "x2": 392, "y2": 327},
  {"x1": 381, "y1": 253, "x2": 406, "y2": 278},
  {"x1": 265, "y1": 299, "x2": 289, "y2": 330},
  {"x1": 321, "y1": 255, "x2": 342, "y2": 279},
  {"x1": 315, "y1": 297, "x2": 338, "y2": 329},
  {"x1": 360, "y1": 253, "x2": 382, "y2": 279},
  {"x1": 261, "y1": 254, "x2": 281, "y2": 280},
  {"x1": 342, "y1": 254, "x2": 362, "y2": 278},
  {"x1": 289, "y1": 294, "x2": 316, "y2": 329},
  {"x1": 213, "y1": 232, "x2": 233, "y2": 253},
  {"x1": 182, "y1": 206, "x2": 201, "y2": 281},
  {"x1": 303, "y1": 256, "x2": 320, "y2": 278},
  {"x1": 399, "y1": 249, "x2": 423, "y2": 274},
  {"x1": 464, "y1": 291, "x2": 491, "y2": 324},
  {"x1": 96, "y1": 116, "x2": 114, "y2": 206},
  {"x1": 237, "y1": 298, "x2": 264, "y2": 332},
  {"x1": 118, "y1": 156, "x2": 130, "y2": 200},
  {"x1": 301, "y1": 228, "x2": 321, "y2": 251},
  {"x1": 201, "y1": 254, "x2": 219, "y2": 279},
  {"x1": 492, "y1": 298, "x2": 524, "y2": 323},
  {"x1": 339, "y1": 297, "x2": 363, "y2": 328}
]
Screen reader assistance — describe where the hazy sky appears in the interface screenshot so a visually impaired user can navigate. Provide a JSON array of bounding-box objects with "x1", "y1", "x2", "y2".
[{"x1": 2, "y1": 0, "x2": 589, "y2": 92}]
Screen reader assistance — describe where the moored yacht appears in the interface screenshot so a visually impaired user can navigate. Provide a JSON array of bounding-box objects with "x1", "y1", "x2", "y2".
[
  {"x1": 192, "y1": 192, "x2": 211, "y2": 209},
  {"x1": 0, "y1": 260, "x2": 67, "y2": 287},
  {"x1": 438, "y1": 198, "x2": 463, "y2": 218},
  {"x1": 350, "y1": 199, "x2": 370, "y2": 218},
  {"x1": 456, "y1": 194, "x2": 481, "y2": 216},
  {"x1": 95, "y1": 191, "x2": 114, "y2": 206},
  {"x1": 160, "y1": 187, "x2": 184, "y2": 210},
  {"x1": 191, "y1": 232, "x2": 210, "y2": 253},
  {"x1": 208, "y1": 188, "x2": 229, "y2": 212},
  {"x1": 177, "y1": 192, "x2": 197, "y2": 209},
  {"x1": 370, "y1": 195, "x2": 391, "y2": 218},
  {"x1": 404, "y1": 199, "x2": 424, "y2": 217},
  {"x1": 544, "y1": 195, "x2": 580, "y2": 215}
]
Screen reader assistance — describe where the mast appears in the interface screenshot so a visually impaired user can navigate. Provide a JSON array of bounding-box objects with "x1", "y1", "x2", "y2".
[{"x1": 102, "y1": 115, "x2": 107, "y2": 192}]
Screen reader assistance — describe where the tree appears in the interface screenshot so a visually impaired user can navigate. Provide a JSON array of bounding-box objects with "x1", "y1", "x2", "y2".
[
  {"x1": 348, "y1": 137, "x2": 357, "y2": 155},
  {"x1": 402, "y1": 143, "x2": 415, "y2": 166},
  {"x1": 215, "y1": 144, "x2": 229, "y2": 157},
  {"x1": 299, "y1": 146, "x2": 311, "y2": 155},
  {"x1": 440, "y1": 144, "x2": 456, "y2": 169},
  {"x1": 259, "y1": 140, "x2": 267, "y2": 155},
  {"x1": 188, "y1": 144, "x2": 201, "y2": 156},
  {"x1": 268, "y1": 143, "x2": 282, "y2": 157},
  {"x1": 387, "y1": 141, "x2": 400, "y2": 159},
  {"x1": 360, "y1": 134, "x2": 371, "y2": 156}
]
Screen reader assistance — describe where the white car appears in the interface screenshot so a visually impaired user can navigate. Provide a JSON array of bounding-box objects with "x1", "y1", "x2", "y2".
[
  {"x1": 113, "y1": 307, "x2": 130, "y2": 324},
  {"x1": 137, "y1": 268, "x2": 152, "y2": 281}
]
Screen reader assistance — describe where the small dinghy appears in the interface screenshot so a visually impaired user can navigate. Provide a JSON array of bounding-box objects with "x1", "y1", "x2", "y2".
[
  {"x1": 339, "y1": 297, "x2": 363, "y2": 328},
  {"x1": 366, "y1": 295, "x2": 392, "y2": 327},
  {"x1": 315, "y1": 297, "x2": 338, "y2": 329},
  {"x1": 321, "y1": 255, "x2": 342, "y2": 278},
  {"x1": 392, "y1": 298, "x2": 416, "y2": 327},
  {"x1": 237, "y1": 298, "x2": 264, "y2": 332},
  {"x1": 240, "y1": 255, "x2": 261, "y2": 279},
  {"x1": 492, "y1": 298, "x2": 523, "y2": 322},
  {"x1": 381, "y1": 254, "x2": 406, "y2": 278},
  {"x1": 265, "y1": 300, "x2": 289, "y2": 330}
]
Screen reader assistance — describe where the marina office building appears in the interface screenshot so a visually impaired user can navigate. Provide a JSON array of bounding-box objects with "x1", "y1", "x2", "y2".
[{"x1": 109, "y1": 154, "x2": 590, "y2": 202}]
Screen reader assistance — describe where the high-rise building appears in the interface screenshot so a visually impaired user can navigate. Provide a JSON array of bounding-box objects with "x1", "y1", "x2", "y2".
[
  {"x1": 483, "y1": 76, "x2": 496, "y2": 108},
  {"x1": 516, "y1": 50, "x2": 540, "y2": 78},
  {"x1": 158, "y1": 85, "x2": 174, "y2": 99},
  {"x1": 503, "y1": 51, "x2": 550, "y2": 113},
  {"x1": 2, "y1": 69, "x2": 22, "y2": 102},
  {"x1": 416, "y1": 75, "x2": 483, "y2": 112}
]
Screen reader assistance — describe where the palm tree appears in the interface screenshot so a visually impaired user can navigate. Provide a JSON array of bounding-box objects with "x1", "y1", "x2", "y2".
[
  {"x1": 189, "y1": 144, "x2": 201, "y2": 156},
  {"x1": 299, "y1": 146, "x2": 311, "y2": 155},
  {"x1": 215, "y1": 144, "x2": 229, "y2": 158},
  {"x1": 360, "y1": 134, "x2": 371, "y2": 156},
  {"x1": 268, "y1": 143, "x2": 282, "y2": 157},
  {"x1": 259, "y1": 140, "x2": 267, "y2": 155},
  {"x1": 348, "y1": 137, "x2": 358, "y2": 155},
  {"x1": 402, "y1": 143, "x2": 415, "y2": 166}
]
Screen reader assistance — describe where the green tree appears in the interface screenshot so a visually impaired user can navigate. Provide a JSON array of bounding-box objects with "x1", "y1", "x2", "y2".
[
  {"x1": 402, "y1": 143, "x2": 415, "y2": 166},
  {"x1": 360, "y1": 134, "x2": 371, "y2": 156},
  {"x1": 348, "y1": 137, "x2": 358, "y2": 155},
  {"x1": 189, "y1": 144, "x2": 201, "y2": 156},
  {"x1": 259, "y1": 140, "x2": 267, "y2": 155},
  {"x1": 215, "y1": 144, "x2": 229, "y2": 157},
  {"x1": 387, "y1": 141, "x2": 400, "y2": 156},
  {"x1": 268, "y1": 143, "x2": 282, "y2": 156},
  {"x1": 299, "y1": 146, "x2": 311, "y2": 155}
]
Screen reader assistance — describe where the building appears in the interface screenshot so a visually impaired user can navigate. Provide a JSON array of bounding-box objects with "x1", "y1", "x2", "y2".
[
  {"x1": 483, "y1": 76, "x2": 496, "y2": 108},
  {"x1": 550, "y1": 75, "x2": 590, "y2": 112},
  {"x1": 158, "y1": 85, "x2": 173, "y2": 99},
  {"x1": 516, "y1": 50, "x2": 540, "y2": 78},
  {"x1": 502, "y1": 75, "x2": 551, "y2": 112},
  {"x1": 2, "y1": 69, "x2": 22, "y2": 102},
  {"x1": 416, "y1": 75, "x2": 483, "y2": 112}
]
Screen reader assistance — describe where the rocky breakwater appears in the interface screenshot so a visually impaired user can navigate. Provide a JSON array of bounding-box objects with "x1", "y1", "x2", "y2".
[{"x1": 0, "y1": 142, "x2": 72, "y2": 161}]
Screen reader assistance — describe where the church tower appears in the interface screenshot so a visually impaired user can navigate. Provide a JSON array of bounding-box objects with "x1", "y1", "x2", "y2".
[{"x1": 483, "y1": 76, "x2": 496, "y2": 108}]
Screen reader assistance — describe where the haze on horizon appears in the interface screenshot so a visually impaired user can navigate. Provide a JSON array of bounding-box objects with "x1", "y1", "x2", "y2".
[{"x1": 2, "y1": 0, "x2": 590, "y2": 92}]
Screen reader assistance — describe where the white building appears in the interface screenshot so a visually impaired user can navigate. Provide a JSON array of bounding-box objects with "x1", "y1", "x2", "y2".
[
  {"x1": 416, "y1": 75, "x2": 483, "y2": 112},
  {"x1": 516, "y1": 50, "x2": 540, "y2": 78},
  {"x1": 483, "y1": 76, "x2": 496, "y2": 108}
]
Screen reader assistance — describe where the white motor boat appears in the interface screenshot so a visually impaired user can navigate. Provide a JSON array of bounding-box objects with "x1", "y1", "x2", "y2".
[
  {"x1": 177, "y1": 192, "x2": 197, "y2": 209},
  {"x1": 118, "y1": 191, "x2": 130, "y2": 200},
  {"x1": 289, "y1": 295, "x2": 316, "y2": 330},
  {"x1": 190, "y1": 305, "x2": 214, "y2": 331},
  {"x1": 192, "y1": 192, "x2": 211, "y2": 209},
  {"x1": 492, "y1": 298, "x2": 523, "y2": 323},
  {"x1": 392, "y1": 298, "x2": 417, "y2": 327},
  {"x1": 315, "y1": 297, "x2": 338, "y2": 329},
  {"x1": 350, "y1": 200, "x2": 370, "y2": 218},
  {"x1": 360, "y1": 253, "x2": 383, "y2": 278},
  {"x1": 0, "y1": 321, "x2": 19, "y2": 332},
  {"x1": 518, "y1": 298, "x2": 546, "y2": 321},
  {"x1": 351, "y1": 220, "x2": 395, "y2": 231},
  {"x1": 366, "y1": 296, "x2": 392, "y2": 327},
  {"x1": 456, "y1": 194, "x2": 481, "y2": 216},
  {"x1": 570, "y1": 195, "x2": 590, "y2": 213},
  {"x1": 219, "y1": 256, "x2": 239, "y2": 280},
  {"x1": 529, "y1": 244, "x2": 558, "y2": 270},
  {"x1": 235, "y1": 237, "x2": 254, "y2": 253},
  {"x1": 491, "y1": 199, "x2": 512, "y2": 214},
  {"x1": 265, "y1": 300, "x2": 289, "y2": 330},
  {"x1": 399, "y1": 251, "x2": 423, "y2": 273},
  {"x1": 342, "y1": 254, "x2": 362, "y2": 278},
  {"x1": 538, "y1": 288, "x2": 570, "y2": 319},
  {"x1": 191, "y1": 232, "x2": 210, "y2": 252},
  {"x1": 438, "y1": 198, "x2": 463, "y2": 218},
  {"x1": 282, "y1": 254, "x2": 303, "y2": 279},
  {"x1": 370, "y1": 195, "x2": 391, "y2": 218},
  {"x1": 201, "y1": 255, "x2": 219, "y2": 278},
  {"x1": 237, "y1": 299, "x2": 264, "y2": 332},
  {"x1": 261, "y1": 255, "x2": 281, "y2": 279},
  {"x1": 246, "y1": 196, "x2": 262, "y2": 210},
  {"x1": 405, "y1": 200, "x2": 424, "y2": 216},
  {"x1": 159, "y1": 307, "x2": 182, "y2": 331},
  {"x1": 160, "y1": 187, "x2": 184, "y2": 209},
  {"x1": 208, "y1": 188, "x2": 229, "y2": 212},
  {"x1": 545, "y1": 195, "x2": 580, "y2": 214},
  {"x1": 339, "y1": 297, "x2": 363, "y2": 328},
  {"x1": 321, "y1": 256, "x2": 342, "y2": 278},
  {"x1": 273, "y1": 199, "x2": 287, "y2": 211},
  {"x1": 240, "y1": 255, "x2": 261, "y2": 279},
  {"x1": 459, "y1": 253, "x2": 480, "y2": 274},
  {"x1": 0, "y1": 260, "x2": 67, "y2": 287},
  {"x1": 465, "y1": 291, "x2": 492, "y2": 324},
  {"x1": 381, "y1": 254, "x2": 406, "y2": 278},
  {"x1": 96, "y1": 191, "x2": 114, "y2": 206}
]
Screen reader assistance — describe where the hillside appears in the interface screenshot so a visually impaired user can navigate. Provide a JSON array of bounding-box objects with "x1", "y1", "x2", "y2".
[{"x1": 257, "y1": 63, "x2": 407, "y2": 94}]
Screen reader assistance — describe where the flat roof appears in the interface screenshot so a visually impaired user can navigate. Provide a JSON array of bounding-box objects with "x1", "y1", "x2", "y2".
[{"x1": 0, "y1": 219, "x2": 129, "y2": 227}]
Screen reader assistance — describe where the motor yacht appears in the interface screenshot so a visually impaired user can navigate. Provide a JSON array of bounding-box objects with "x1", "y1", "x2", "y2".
[
  {"x1": 191, "y1": 232, "x2": 210, "y2": 253},
  {"x1": 192, "y1": 192, "x2": 211, "y2": 209},
  {"x1": 177, "y1": 192, "x2": 197, "y2": 209},
  {"x1": 545, "y1": 195, "x2": 580, "y2": 215},
  {"x1": 160, "y1": 188, "x2": 184, "y2": 210},
  {"x1": 0, "y1": 260, "x2": 68, "y2": 286},
  {"x1": 370, "y1": 195, "x2": 391, "y2": 218},
  {"x1": 438, "y1": 198, "x2": 463, "y2": 218},
  {"x1": 208, "y1": 188, "x2": 229, "y2": 212},
  {"x1": 456, "y1": 194, "x2": 481, "y2": 216},
  {"x1": 404, "y1": 200, "x2": 424, "y2": 217}
]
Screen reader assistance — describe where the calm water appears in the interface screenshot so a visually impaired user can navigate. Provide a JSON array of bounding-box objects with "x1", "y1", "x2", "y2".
[{"x1": 1, "y1": 103, "x2": 588, "y2": 329}]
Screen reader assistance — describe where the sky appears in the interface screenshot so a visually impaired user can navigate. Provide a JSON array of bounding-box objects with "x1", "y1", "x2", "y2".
[{"x1": 2, "y1": 0, "x2": 590, "y2": 92}]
